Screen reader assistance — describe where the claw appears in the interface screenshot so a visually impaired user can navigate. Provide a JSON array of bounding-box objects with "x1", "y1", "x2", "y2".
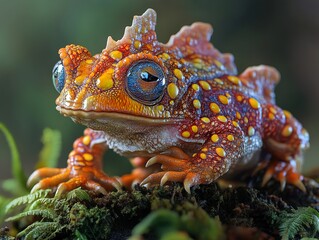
[
  {"x1": 141, "y1": 172, "x2": 165, "y2": 186},
  {"x1": 292, "y1": 179, "x2": 306, "y2": 192},
  {"x1": 160, "y1": 173, "x2": 169, "y2": 186},
  {"x1": 160, "y1": 172, "x2": 187, "y2": 186},
  {"x1": 261, "y1": 169, "x2": 273, "y2": 187},
  {"x1": 183, "y1": 173, "x2": 197, "y2": 194},
  {"x1": 31, "y1": 183, "x2": 42, "y2": 194},
  {"x1": 145, "y1": 157, "x2": 158, "y2": 168}
]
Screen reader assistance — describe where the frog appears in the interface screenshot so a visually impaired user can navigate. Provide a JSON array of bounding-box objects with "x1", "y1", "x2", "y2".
[{"x1": 28, "y1": 8, "x2": 310, "y2": 195}]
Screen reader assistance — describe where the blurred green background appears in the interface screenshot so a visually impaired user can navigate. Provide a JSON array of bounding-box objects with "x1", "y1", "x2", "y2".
[{"x1": 0, "y1": 0, "x2": 318, "y2": 183}]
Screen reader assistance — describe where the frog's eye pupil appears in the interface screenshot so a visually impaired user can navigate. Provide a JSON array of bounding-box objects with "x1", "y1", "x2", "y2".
[
  {"x1": 52, "y1": 61, "x2": 65, "y2": 93},
  {"x1": 140, "y1": 71, "x2": 159, "y2": 82},
  {"x1": 126, "y1": 61, "x2": 166, "y2": 106}
]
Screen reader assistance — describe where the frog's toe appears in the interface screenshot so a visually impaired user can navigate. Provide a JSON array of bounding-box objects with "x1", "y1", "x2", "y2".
[
  {"x1": 146, "y1": 154, "x2": 189, "y2": 171},
  {"x1": 259, "y1": 159, "x2": 306, "y2": 192},
  {"x1": 27, "y1": 168, "x2": 65, "y2": 187},
  {"x1": 28, "y1": 167, "x2": 121, "y2": 195},
  {"x1": 30, "y1": 169, "x2": 71, "y2": 193},
  {"x1": 141, "y1": 171, "x2": 200, "y2": 193},
  {"x1": 93, "y1": 170, "x2": 122, "y2": 191}
]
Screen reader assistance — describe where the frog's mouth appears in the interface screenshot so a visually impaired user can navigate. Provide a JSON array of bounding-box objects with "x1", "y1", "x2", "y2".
[{"x1": 56, "y1": 106, "x2": 181, "y2": 127}]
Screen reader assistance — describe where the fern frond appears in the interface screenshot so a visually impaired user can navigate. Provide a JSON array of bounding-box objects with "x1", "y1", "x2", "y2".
[
  {"x1": 36, "y1": 128, "x2": 61, "y2": 169},
  {"x1": 67, "y1": 187, "x2": 91, "y2": 202},
  {"x1": 29, "y1": 197, "x2": 63, "y2": 210},
  {"x1": 0, "y1": 122, "x2": 28, "y2": 193},
  {"x1": 279, "y1": 207, "x2": 319, "y2": 240},
  {"x1": 6, "y1": 208, "x2": 56, "y2": 222},
  {"x1": 5, "y1": 189, "x2": 51, "y2": 213},
  {"x1": 17, "y1": 221, "x2": 60, "y2": 240}
]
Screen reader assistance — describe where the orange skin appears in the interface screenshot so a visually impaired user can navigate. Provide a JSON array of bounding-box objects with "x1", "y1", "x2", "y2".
[{"x1": 28, "y1": 9, "x2": 309, "y2": 195}]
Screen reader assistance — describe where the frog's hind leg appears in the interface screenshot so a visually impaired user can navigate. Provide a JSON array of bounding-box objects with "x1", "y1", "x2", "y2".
[
  {"x1": 260, "y1": 104, "x2": 310, "y2": 191},
  {"x1": 27, "y1": 129, "x2": 121, "y2": 196}
]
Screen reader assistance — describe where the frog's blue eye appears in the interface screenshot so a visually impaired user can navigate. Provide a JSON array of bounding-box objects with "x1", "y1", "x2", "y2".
[
  {"x1": 52, "y1": 61, "x2": 66, "y2": 93},
  {"x1": 126, "y1": 61, "x2": 166, "y2": 105}
]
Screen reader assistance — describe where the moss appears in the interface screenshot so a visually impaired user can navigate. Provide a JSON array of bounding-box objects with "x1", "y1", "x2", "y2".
[{"x1": 2, "y1": 175, "x2": 319, "y2": 239}]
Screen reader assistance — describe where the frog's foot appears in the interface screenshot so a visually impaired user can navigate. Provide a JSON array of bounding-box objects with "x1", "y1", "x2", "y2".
[
  {"x1": 27, "y1": 129, "x2": 121, "y2": 196},
  {"x1": 141, "y1": 147, "x2": 202, "y2": 193},
  {"x1": 28, "y1": 166, "x2": 121, "y2": 196},
  {"x1": 120, "y1": 157, "x2": 162, "y2": 189},
  {"x1": 257, "y1": 158, "x2": 305, "y2": 192}
]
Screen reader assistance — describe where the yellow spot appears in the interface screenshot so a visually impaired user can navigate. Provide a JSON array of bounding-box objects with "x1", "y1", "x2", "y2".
[
  {"x1": 192, "y1": 84, "x2": 200, "y2": 91},
  {"x1": 214, "y1": 60, "x2": 223, "y2": 68},
  {"x1": 193, "y1": 99, "x2": 201, "y2": 109},
  {"x1": 199, "y1": 81, "x2": 211, "y2": 91},
  {"x1": 156, "y1": 105, "x2": 164, "y2": 112},
  {"x1": 248, "y1": 126, "x2": 255, "y2": 136},
  {"x1": 269, "y1": 113, "x2": 275, "y2": 120},
  {"x1": 74, "y1": 75, "x2": 86, "y2": 85},
  {"x1": 282, "y1": 125, "x2": 293, "y2": 137},
  {"x1": 201, "y1": 117, "x2": 210, "y2": 123},
  {"x1": 217, "y1": 115, "x2": 227, "y2": 123},
  {"x1": 232, "y1": 121, "x2": 239, "y2": 127},
  {"x1": 244, "y1": 117, "x2": 249, "y2": 123},
  {"x1": 182, "y1": 131, "x2": 191, "y2": 138},
  {"x1": 82, "y1": 136, "x2": 91, "y2": 145},
  {"x1": 167, "y1": 83, "x2": 179, "y2": 99},
  {"x1": 248, "y1": 98, "x2": 261, "y2": 109},
  {"x1": 202, "y1": 148, "x2": 208, "y2": 152},
  {"x1": 85, "y1": 59, "x2": 93, "y2": 64},
  {"x1": 211, "y1": 134, "x2": 219, "y2": 143},
  {"x1": 200, "y1": 153, "x2": 207, "y2": 160},
  {"x1": 236, "y1": 112, "x2": 242, "y2": 119},
  {"x1": 236, "y1": 95, "x2": 243, "y2": 102},
  {"x1": 96, "y1": 69, "x2": 114, "y2": 90},
  {"x1": 210, "y1": 103, "x2": 220, "y2": 114},
  {"x1": 83, "y1": 153, "x2": 94, "y2": 161},
  {"x1": 169, "y1": 100, "x2": 174, "y2": 105},
  {"x1": 283, "y1": 110, "x2": 292, "y2": 119},
  {"x1": 228, "y1": 76, "x2": 241, "y2": 85},
  {"x1": 134, "y1": 40, "x2": 141, "y2": 49},
  {"x1": 226, "y1": 93, "x2": 231, "y2": 99},
  {"x1": 173, "y1": 69, "x2": 184, "y2": 80},
  {"x1": 191, "y1": 125, "x2": 198, "y2": 133},
  {"x1": 161, "y1": 53, "x2": 171, "y2": 60},
  {"x1": 227, "y1": 134, "x2": 234, "y2": 141},
  {"x1": 218, "y1": 95, "x2": 229, "y2": 105},
  {"x1": 193, "y1": 58, "x2": 204, "y2": 69},
  {"x1": 216, "y1": 147, "x2": 226, "y2": 157},
  {"x1": 270, "y1": 107, "x2": 277, "y2": 114},
  {"x1": 214, "y1": 78, "x2": 224, "y2": 84},
  {"x1": 109, "y1": 50, "x2": 123, "y2": 61}
]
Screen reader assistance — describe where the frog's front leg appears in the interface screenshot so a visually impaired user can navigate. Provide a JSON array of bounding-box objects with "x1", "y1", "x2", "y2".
[
  {"x1": 27, "y1": 128, "x2": 121, "y2": 196},
  {"x1": 142, "y1": 119, "x2": 244, "y2": 193}
]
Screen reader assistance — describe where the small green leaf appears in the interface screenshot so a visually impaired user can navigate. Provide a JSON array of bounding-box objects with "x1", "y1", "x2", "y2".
[
  {"x1": 67, "y1": 188, "x2": 91, "y2": 202},
  {"x1": 0, "y1": 122, "x2": 27, "y2": 193},
  {"x1": 36, "y1": 128, "x2": 61, "y2": 169},
  {"x1": 75, "y1": 230, "x2": 89, "y2": 240}
]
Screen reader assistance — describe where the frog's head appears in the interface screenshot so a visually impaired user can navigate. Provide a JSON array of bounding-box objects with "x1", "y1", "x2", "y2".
[{"x1": 53, "y1": 9, "x2": 237, "y2": 130}]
